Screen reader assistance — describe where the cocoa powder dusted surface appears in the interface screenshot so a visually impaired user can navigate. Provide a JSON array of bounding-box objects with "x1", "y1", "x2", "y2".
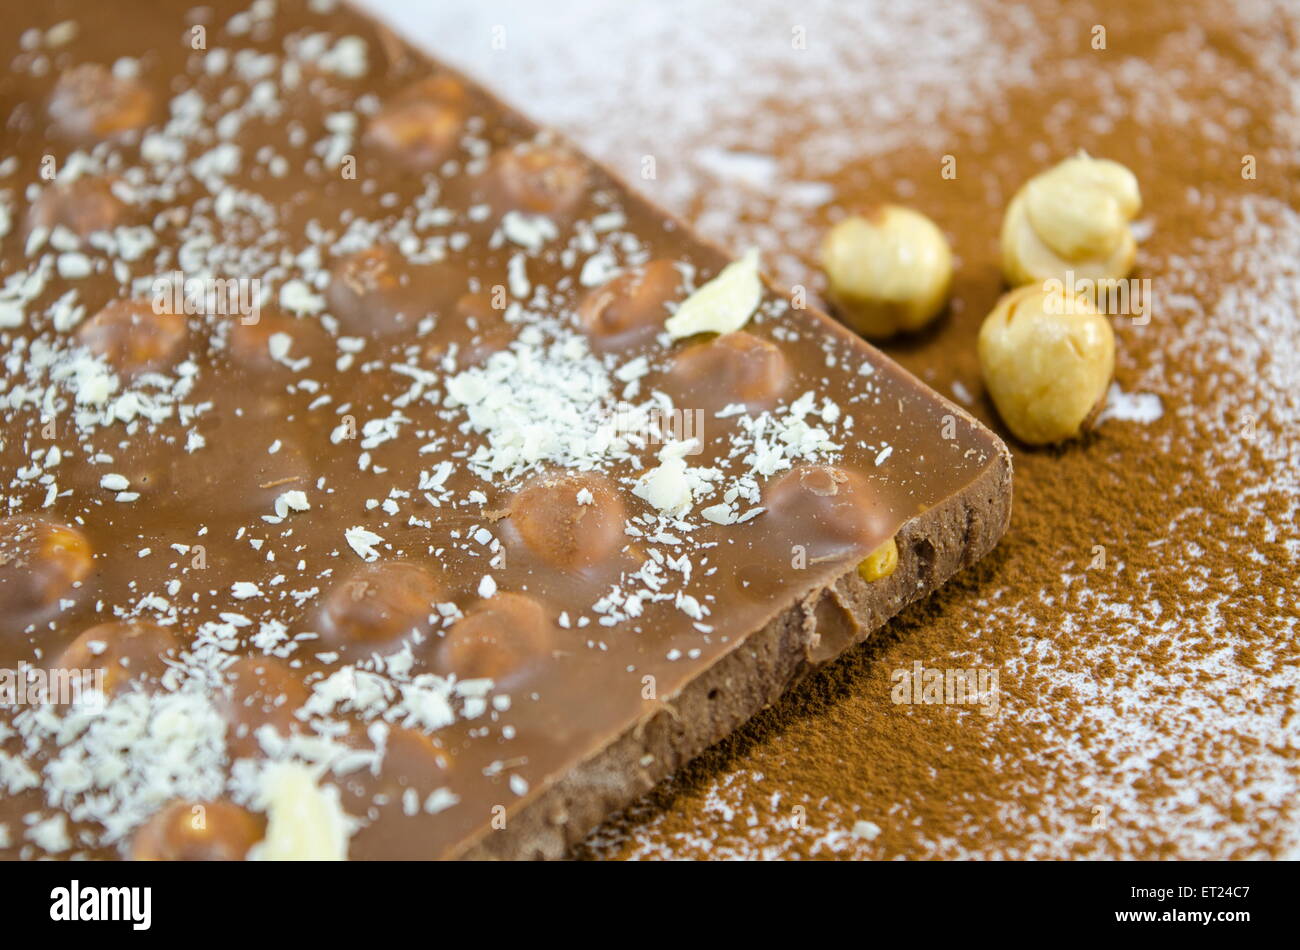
[{"x1": 378, "y1": 0, "x2": 1300, "y2": 858}]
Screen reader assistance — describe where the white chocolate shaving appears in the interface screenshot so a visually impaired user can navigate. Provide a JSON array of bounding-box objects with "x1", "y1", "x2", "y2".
[
  {"x1": 248, "y1": 763, "x2": 351, "y2": 861},
  {"x1": 664, "y1": 248, "x2": 762, "y2": 339}
]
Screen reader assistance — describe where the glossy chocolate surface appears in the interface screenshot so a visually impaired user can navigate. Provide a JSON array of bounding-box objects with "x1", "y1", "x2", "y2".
[{"x1": 0, "y1": 0, "x2": 1003, "y2": 858}]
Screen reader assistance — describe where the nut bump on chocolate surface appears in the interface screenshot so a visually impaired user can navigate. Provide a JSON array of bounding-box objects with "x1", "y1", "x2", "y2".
[{"x1": 0, "y1": 0, "x2": 1010, "y2": 861}]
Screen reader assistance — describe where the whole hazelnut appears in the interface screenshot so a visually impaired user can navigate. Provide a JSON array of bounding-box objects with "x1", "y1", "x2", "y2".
[
  {"x1": 819, "y1": 205, "x2": 953, "y2": 338},
  {"x1": 1000, "y1": 153, "x2": 1141, "y2": 286},
  {"x1": 977, "y1": 284, "x2": 1115, "y2": 445}
]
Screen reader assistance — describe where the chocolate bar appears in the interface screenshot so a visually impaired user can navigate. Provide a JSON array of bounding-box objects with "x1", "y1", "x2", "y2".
[{"x1": 0, "y1": 0, "x2": 1011, "y2": 860}]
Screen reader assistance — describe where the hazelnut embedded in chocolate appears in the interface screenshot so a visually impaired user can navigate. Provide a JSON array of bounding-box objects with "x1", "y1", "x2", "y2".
[
  {"x1": 764, "y1": 464, "x2": 891, "y2": 561},
  {"x1": 486, "y1": 141, "x2": 589, "y2": 218},
  {"x1": 326, "y1": 245, "x2": 458, "y2": 336},
  {"x1": 578, "y1": 259, "x2": 683, "y2": 350},
  {"x1": 77, "y1": 299, "x2": 188, "y2": 377},
  {"x1": 436, "y1": 592, "x2": 553, "y2": 681},
  {"x1": 506, "y1": 472, "x2": 626, "y2": 571},
  {"x1": 326, "y1": 246, "x2": 404, "y2": 333},
  {"x1": 667, "y1": 330, "x2": 790, "y2": 414},
  {"x1": 858, "y1": 536, "x2": 899, "y2": 582},
  {"x1": 423, "y1": 291, "x2": 516, "y2": 367},
  {"x1": 52, "y1": 620, "x2": 180, "y2": 697},
  {"x1": 364, "y1": 75, "x2": 467, "y2": 171},
  {"x1": 318, "y1": 561, "x2": 442, "y2": 653},
  {"x1": 130, "y1": 800, "x2": 264, "y2": 861},
  {"x1": 26, "y1": 176, "x2": 129, "y2": 240},
  {"x1": 0, "y1": 516, "x2": 93, "y2": 626},
  {"x1": 219, "y1": 656, "x2": 311, "y2": 759},
  {"x1": 375, "y1": 727, "x2": 452, "y2": 793},
  {"x1": 48, "y1": 63, "x2": 154, "y2": 144},
  {"x1": 226, "y1": 309, "x2": 328, "y2": 371},
  {"x1": 340, "y1": 726, "x2": 455, "y2": 858}
]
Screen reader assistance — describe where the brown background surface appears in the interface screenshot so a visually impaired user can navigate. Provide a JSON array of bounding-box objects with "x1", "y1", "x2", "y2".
[{"x1": 370, "y1": 0, "x2": 1300, "y2": 858}]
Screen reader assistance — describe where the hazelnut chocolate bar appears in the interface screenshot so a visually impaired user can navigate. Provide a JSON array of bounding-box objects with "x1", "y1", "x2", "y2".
[{"x1": 0, "y1": 0, "x2": 1011, "y2": 860}]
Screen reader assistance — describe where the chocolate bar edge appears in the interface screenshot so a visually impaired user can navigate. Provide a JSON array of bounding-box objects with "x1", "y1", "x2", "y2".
[{"x1": 458, "y1": 443, "x2": 1013, "y2": 859}]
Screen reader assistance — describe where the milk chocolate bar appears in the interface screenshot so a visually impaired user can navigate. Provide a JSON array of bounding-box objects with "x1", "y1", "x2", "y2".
[{"x1": 0, "y1": 0, "x2": 1011, "y2": 860}]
